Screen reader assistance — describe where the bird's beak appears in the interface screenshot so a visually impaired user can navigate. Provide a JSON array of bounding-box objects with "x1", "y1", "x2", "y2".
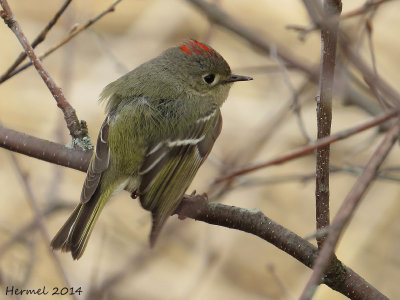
[{"x1": 223, "y1": 74, "x2": 253, "y2": 83}]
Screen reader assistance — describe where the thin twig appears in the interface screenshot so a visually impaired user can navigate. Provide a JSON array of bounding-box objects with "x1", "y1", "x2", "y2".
[
  {"x1": 266, "y1": 264, "x2": 292, "y2": 300},
  {"x1": 90, "y1": 30, "x2": 129, "y2": 74},
  {"x1": 0, "y1": 0, "x2": 90, "y2": 144},
  {"x1": 364, "y1": 17, "x2": 391, "y2": 109},
  {"x1": 214, "y1": 108, "x2": 399, "y2": 183},
  {"x1": 299, "y1": 122, "x2": 399, "y2": 300},
  {"x1": 302, "y1": 0, "x2": 324, "y2": 25},
  {"x1": 271, "y1": 46, "x2": 311, "y2": 142},
  {"x1": 234, "y1": 163, "x2": 400, "y2": 190},
  {"x1": 366, "y1": 21, "x2": 377, "y2": 75},
  {"x1": 208, "y1": 81, "x2": 313, "y2": 200},
  {"x1": 340, "y1": 36, "x2": 400, "y2": 107},
  {"x1": 341, "y1": 0, "x2": 393, "y2": 19},
  {"x1": 0, "y1": 0, "x2": 72, "y2": 83},
  {"x1": 3, "y1": 0, "x2": 123, "y2": 82},
  {"x1": 285, "y1": 24, "x2": 318, "y2": 41},
  {"x1": 44, "y1": 12, "x2": 76, "y2": 205},
  {"x1": 339, "y1": 64, "x2": 387, "y2": 127}
]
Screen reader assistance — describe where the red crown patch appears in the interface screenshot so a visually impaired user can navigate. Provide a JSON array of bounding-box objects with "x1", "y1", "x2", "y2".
[{"x1": 180, "y1": 40, "x2": 216, "y2": 56}]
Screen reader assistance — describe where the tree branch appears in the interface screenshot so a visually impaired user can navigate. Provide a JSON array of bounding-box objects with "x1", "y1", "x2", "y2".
[
  {"x1": 315, "y1": 0, "x2": 341, "y2": 248},
  {"x1": 0, "y1": 0, "x2": 72, "y2": 82},
  {"x1": 339, "y1": 35, "x2": 400, "y2": 107},
  {"x1": 299, "y1": 122, "x2": 399, "y2": 300},
  {"x1": 0, "y1": 0, "x2": 90, "y2": 145},
  {"x1": 0, "y1": 125, "x2": 92, "y2": 171},
  {"x1": 214, "y1": 108, "x2": 399, "y2": 183},
  {"x1": 0, "y1": 124, "x2": 389, "y2": 298},
  {"x1": 341, "y1": 0, "x2": 393, "y2": 19},
  {"x1": 176, "y1": 195, "x2": 388, "y2": 300},
  {"x1": 2, "y1": 108, "x2": 397, "y2": 184},
  {"x1": 1, "y1": 0, "x2": 123, "y2": 82}
]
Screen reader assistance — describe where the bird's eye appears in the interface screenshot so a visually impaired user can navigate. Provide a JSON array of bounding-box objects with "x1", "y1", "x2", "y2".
[{"x1": 203, "y1": 74, "x2": 216, "y2": 84}]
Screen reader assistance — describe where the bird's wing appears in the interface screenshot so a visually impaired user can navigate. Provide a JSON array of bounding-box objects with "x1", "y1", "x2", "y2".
[
  {"x1": 138, "y1": 108, "x2": 222, "y2": 245},
  {"x1": 80, "y1": 116, "x2": 111, "y2": 203}
]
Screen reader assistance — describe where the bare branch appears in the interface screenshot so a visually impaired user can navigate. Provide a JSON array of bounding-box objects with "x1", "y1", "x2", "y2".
[
  {"x1": 215, "y1": 108, "x2": 399, "y2": 183},
  {"x1": 0, "y1": 0, "x2": 72, "y2": 82},
  {"x1": 0, "y1": 2, "x2": 395, "y2": 297},
  {"x1": 0, "y1": 125, "x2": 390, "y2": 298},
  {"x1": 0, "y1": 0, "x2": 90, "y2": 144},
  {"x1": 344, "y1": 44, "x2": 400, "y2": 107},
  {"x1": 302, "y1": 0, "x2": 324, "y2": 25},
  {"x1": 209, "y1": 79, "x2": 313, "y2": 200},
  {"x1": 315, "y1": 0, "x2": 341, "y2": 248},
  {"x1": 271, "y1": 47, "x2": 312, "y2": 142},
  {"x1": 1, "y1": 0, "x2": 123, "y2": 82},
  {"x1": 0, "y1": 125, "x2": 92, "y2": 171},
  {"x1": 341, "y1": 0, "x2": 393, "y2": 19},
  {"x1": 175, "y1": 195, "x2": 388, "y2": 300},
  {"x1": 299, "y1": 122, "x2": 399, "y2": 300},
  {"x1": 3, "y1": 107, "x2": 393, "y2": 189}
]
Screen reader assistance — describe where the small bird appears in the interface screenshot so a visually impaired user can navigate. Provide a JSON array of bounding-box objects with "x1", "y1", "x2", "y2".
[{"x1": 51, "y1": 40, "x2": 252, "y2": 259}]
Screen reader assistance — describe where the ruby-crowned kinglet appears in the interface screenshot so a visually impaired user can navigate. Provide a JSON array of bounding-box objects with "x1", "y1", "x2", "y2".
[{"x1": 51, "y1": 40, "x2": 252, "y2": 259}]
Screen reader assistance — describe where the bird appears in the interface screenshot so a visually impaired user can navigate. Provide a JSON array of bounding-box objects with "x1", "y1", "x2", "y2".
[{"x1": 51, "y1": 39, "x2": 252, "y2": 259}]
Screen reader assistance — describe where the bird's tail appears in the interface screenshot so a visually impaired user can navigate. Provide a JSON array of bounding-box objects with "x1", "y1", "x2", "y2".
[
  {"x1": 149, "y1": 212, "x2": 169, "y2": 248},
  {"x1": 51, "y1": 189, "x2": 109, "y2": 260}
]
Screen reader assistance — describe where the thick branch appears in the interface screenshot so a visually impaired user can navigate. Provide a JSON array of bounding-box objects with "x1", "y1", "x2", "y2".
[
  {"x1": 176, "y1": 195, "x2": 387, "y2": 300},
  {"x1": 0, "y1": 126, "x2": 92, "y2": 172}
]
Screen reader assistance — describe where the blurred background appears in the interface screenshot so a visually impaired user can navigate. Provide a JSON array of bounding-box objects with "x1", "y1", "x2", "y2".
[{"x1": 0, "y1": 0, "x2": 400, "y2": 299}]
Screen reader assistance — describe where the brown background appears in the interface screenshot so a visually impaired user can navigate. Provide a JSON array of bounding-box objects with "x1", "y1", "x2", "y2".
[{"x1": 0, "y1": 0, "x2": 399, "y2": 299}]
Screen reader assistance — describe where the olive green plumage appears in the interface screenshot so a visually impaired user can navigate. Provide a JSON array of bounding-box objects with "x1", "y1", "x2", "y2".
[{"x1": 51, "y1": 40, "x2": 252, "y2": 259}]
